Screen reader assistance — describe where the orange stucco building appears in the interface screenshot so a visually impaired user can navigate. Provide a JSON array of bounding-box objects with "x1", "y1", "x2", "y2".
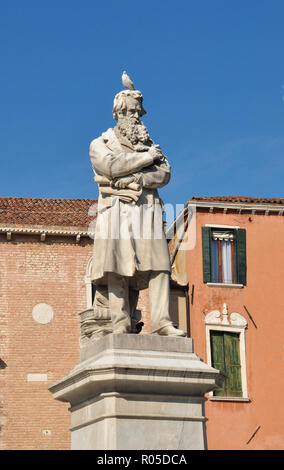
[{"x1": 170, "y1": 196, "x2": 284, "y2": 450}]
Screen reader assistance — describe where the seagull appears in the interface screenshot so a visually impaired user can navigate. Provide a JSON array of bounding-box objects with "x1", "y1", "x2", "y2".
[{"x1": 122, "y1": 71, "x2": 135, "y2": 90}]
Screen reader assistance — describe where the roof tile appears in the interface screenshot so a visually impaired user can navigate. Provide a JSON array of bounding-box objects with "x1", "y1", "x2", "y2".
[{"x1": 0, "y1": 197, "x2": 97, "y2": 228}]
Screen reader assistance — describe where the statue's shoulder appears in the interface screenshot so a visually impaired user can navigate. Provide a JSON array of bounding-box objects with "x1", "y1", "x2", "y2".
[
  {"x1": 90, "y1": 128, "x2": 115, "y2": 149},
  {"x1": 101, "y1": 128, "x2": 115, "y2": 142}
]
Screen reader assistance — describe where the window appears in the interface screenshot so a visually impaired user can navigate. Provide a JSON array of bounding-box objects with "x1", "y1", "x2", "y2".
[
  {"x1": 202, "y1": 226, "x2": 246, "y2": 285},
  {"x1": 205, "y1": 304, "x2": 249, "y2": 401}
]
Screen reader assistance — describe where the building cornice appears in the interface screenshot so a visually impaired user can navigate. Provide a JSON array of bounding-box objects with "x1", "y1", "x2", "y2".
[
  {"x1": 188, "y1": 200, "x2": 284, "y2": 215},
  {"x1": 0, "y1": 226, "x2": 94, "y2": 243}
]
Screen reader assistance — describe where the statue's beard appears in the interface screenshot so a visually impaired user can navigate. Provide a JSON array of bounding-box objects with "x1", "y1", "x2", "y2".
[{"x1": 117, "y1": 118, "x2": 152, "y2": 147}]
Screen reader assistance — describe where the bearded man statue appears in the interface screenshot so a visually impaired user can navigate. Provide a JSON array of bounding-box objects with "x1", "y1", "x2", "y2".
[{"x1": 89, "y1": 86, "x2": 185, "y2": 337}]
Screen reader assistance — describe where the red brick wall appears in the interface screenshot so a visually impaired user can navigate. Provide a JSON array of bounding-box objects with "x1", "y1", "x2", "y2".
[{"x1": 0, "y1": 233, "x2": 93, "y2": 450}]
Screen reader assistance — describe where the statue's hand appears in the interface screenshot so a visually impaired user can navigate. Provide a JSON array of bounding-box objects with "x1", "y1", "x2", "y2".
[
  {"x1": 135, "y1": 143, "x2": 148, "y2": 152},
  {"x1": 149, "y1": 145, "x2": 165, "y2": 161},
  {"x1": 112, "y1": 175, "x2": 136, "y2": 189}
]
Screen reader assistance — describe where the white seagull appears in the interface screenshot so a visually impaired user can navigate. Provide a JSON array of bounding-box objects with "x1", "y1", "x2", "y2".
[{"x1": 122, "y1": 71, "x2": 135, "y2": 90}]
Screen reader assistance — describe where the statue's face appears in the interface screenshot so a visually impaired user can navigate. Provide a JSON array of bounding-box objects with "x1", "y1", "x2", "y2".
[
  {"x1": 120, "y1": 96, "x2": 144, "y2": 120},
  {"x1": 125, "y1": 96, "x2": 142, "y2": 120}
]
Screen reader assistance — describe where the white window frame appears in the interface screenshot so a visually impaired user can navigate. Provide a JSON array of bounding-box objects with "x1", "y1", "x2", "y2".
[{"x1": 205, "y1": 304, "x2": 249, "y2": 401}]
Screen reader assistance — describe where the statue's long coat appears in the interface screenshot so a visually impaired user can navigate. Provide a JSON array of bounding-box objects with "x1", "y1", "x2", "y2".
[{"x1": 89, "y1": 127, "x2": 171, "y2": 290}]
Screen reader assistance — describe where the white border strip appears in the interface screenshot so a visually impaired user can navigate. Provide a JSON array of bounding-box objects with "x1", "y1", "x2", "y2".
[
  {"x1": 0, "y1": 227, "x2": 94, "y2": 237},
  {"x1": 205, "y1": 224, "x2": 240, "y2": 229}
]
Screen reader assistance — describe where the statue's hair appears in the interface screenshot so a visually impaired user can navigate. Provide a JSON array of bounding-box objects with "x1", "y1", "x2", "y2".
[{"x1": 112, "y1": 90, "x2": 146, "y2": 120}]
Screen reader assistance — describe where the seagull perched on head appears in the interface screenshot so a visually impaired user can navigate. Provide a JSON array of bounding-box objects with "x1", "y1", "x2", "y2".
[{"x1": 122, "y1": 71, "x2": 135, "y2": 90}]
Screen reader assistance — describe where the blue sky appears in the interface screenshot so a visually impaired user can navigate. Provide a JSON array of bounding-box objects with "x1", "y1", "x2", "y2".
[{"x1": 1, "y1": 0, "x2": 284, "y2": 208}]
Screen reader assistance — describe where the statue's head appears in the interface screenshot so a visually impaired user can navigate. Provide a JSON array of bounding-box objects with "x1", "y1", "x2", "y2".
[{"x1": 113, "y1": 90, "x2": 146, "y2": 121}]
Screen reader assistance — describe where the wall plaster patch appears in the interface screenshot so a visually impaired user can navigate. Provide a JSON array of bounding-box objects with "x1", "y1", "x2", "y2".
[{"x1": 32, "y1": 303, "x2": 54, "y2": 324}]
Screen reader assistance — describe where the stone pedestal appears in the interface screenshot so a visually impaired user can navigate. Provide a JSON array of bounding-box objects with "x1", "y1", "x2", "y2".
[{"x1": 48, "y1": 334, "x2": 224, "y2": 450}]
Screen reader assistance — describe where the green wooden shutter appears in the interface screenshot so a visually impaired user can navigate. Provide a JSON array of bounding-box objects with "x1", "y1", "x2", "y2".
[
  {"x1": 233, "y1": 236, "x2": 238, "y2": 284},
  {"x1": 202, "y1": 227, "x2": 211, "y2": 283},
  {"x1": 224, "y1": 332, "x2": 242, "y2": 397},
  {"x1": 236, "y1": 229, "x2": 247, "y2": 285},
  {"x1": 210, "y1": 331, "x2": 242, "y2": 397},
  {"x1": 210, "y1": 331, "x2": 226, "y2": 396}
]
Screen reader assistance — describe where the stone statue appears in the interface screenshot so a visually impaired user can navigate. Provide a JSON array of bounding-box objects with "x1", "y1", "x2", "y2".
[{"x1": 88, "y1": 72, "x2": 185, "y2": 338}]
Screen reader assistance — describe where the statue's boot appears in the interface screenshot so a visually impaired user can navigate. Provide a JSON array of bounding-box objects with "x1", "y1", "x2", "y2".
[{"x1": 156, "y1": 324, "x2": 186, "y2": 337}]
